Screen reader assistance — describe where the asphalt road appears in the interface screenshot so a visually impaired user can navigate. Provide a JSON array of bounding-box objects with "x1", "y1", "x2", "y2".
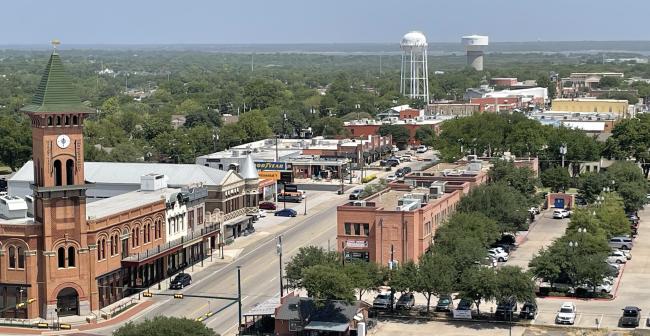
[{"x1": 124, "y1": 199, "x2": 338, "y2": 336}]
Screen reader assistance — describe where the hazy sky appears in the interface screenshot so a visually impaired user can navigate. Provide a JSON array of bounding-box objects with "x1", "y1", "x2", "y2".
[{"x1": 2, "y1": 0, "x2": 649, "y2": 44}]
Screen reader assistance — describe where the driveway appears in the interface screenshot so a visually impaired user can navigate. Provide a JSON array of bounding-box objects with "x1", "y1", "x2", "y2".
[{"x1": 507, "y1": 209, "x2": 570, "y2": 270}]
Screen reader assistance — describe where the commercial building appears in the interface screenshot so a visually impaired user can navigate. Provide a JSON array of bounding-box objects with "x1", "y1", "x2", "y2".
[
  {"x1": 531, "y1": 110, "x2": 618, "y2": 139},
  {"x1": 336, "y1": 161, "x2": 488, "y2": 265},
  {"x1": 344, "y1": 116, "x2": 448, "y2": 147},
  {"x1": 426, "y1": 103, "x2": 481, "y2": 117},
  {"x1": 465, "y1": 87, "x2": 548, "y2": 111},
  {"x1": 560, "y1": 72, "x2": 624, "y2": 95},
  {"x1": 0, "y1": 50, "x2": 229, "y2": 320},
  {"x1": 551, "y1": 99, "x2": 630, "y2": 117}
]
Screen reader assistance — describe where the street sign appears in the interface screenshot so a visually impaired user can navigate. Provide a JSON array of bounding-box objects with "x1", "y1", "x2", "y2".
[
  {"x1": 284, "y1": 184, "x2": 298, "y2": 192},
  {"x1": 452, "y1": 309, "x2": 472, "y2": 319},
  {"x1": 258, "y1": 171, "x2": 281, "y2": 180}
]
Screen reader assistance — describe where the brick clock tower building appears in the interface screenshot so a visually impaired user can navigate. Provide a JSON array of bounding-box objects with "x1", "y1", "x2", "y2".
[{"x1": 22, "y1": 46, "x2": 96, "y2": 317}]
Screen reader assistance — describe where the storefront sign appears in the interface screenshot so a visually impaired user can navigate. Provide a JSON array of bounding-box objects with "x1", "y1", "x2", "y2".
[
  {"x1": 452, "y1": 309, "x2": 472, "y2": 319},
  {"x1": 346, "y1": 240, "x2": 368, "y2": 248},
  {"x1": 284, "y1": 184, "x2": 298, "y2": 192},
  {"x1": 258, "y1": 171, "x2": 281, "y2": 180},
  {"x1": 255, "y1": 161, "x2": 287, "y2": 171}
]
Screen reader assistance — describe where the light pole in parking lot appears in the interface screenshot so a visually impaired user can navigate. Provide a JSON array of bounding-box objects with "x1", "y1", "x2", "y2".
[{"x1": 559, "y1": 143, "x2": 567, "y2": 168}]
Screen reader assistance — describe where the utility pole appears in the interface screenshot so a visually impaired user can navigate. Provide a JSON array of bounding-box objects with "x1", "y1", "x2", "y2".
[
  {"x1": 303, "y1": 192, "x2": 307, "y2": 216},
  {"x1": 277, "y1": 236, "x2": 284, "y2": 297},
  {"x1": 237, "y1": 266, "x2": 242, "y2": 333}
]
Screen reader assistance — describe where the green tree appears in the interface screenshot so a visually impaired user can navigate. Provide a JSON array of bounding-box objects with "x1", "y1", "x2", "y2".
[
  {"x1": 378, "y1": 125, "x2": 410, "y2": 149},
  {"x1": 113, "y1": 316, "x2": 217, "y2": 336},
  {"x1": 528, "y1": 248, "x2": 562, "y2": 286},
  {"x1": 603, "y1": 116, "x2": 650, "y2": 177},
  {"x1": 458, "y1": 266, "x2": 497, "y2": 315},
  {"x1": 100, "y1": 96, "x2": 120, "y2": 115},
  {"x1": 536, "y1": 75, "x2": 557, "y2": 99},
  {"x1": 540, "y1": 166, "x2": 571, "y2": 192},
  {"x1": 303, "y1": 265, "x2": 355, "y2": 303},
  {"x1": 616, "y1": 182, "x2": 647, "y2": 212},
  {"x1": 598, "y1": 76, "x2": 621, "y2": 88},
  {"x1": 0, "y1": 116, "x2": 31, "y2": 171},
  {"x1": 218, "y1": 123, "x2": 247, "y2": 149},
  {"x1": 457, "y1": 183, "x2": 530, "y2": 233},
  {"x1": 409, "y1": 98, "x2": 426, "y2": 109},
  {"x1": 238, "y1": 110, "x2": 273, "y2": 141},
  {"x1": 415, "y1": 252, "x2": 456, "y2": 313},
  {"x1": 343, "y1": 261, "x2": 386, "y2": 300},
  {"x1": 285, "y1": 246, "x2": 339, "y2": 290},
  {"x1": 578, "y1": 172, "x2": 608, "y2": 203},
  {"x1": 494, "y1": 266, "x2": 536, "y2": 303},
  {"x1": 435, "y1": 212, "x2": 500, "y2": 249},
  {"x1": 390, "y1": 260, "x2": 418, "y2": 294},
  {"x1": 110, "y1": 142, "x2": 144, "y2": 162},
  {"x1": 488, "y1": 160, "x2": 538, "y2": 196},
  {"x1": 594, "y1": 193, "x2": 631, "y2": 237}
]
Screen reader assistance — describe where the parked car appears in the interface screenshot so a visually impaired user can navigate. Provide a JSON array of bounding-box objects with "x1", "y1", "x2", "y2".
[
  {"x1": 435, "y1": 294, "x2": 453, "y2": 312},
  {"x1": 606, "y1": 263, "x2": 621, "y2": 277},
  {"x1": 488, "y1": 248, "x2": 509, "y2": 262},
  {"x1": 416, "y1": 145, "x2": 427, "y2": 153},
  {"x1": 528, "y1": 206, "x2": 541, "y2": 215},
  {"x1": 609, "y1": 236, "x2": 633, "y2": 250},
  {"x1": 386, "y1": 158, "x2": 400, "y2": 167},
  {"x1": 259, "y1": 202, "x2": 277, "y2": 210},
  {"x1": 251, "y1": 209, "x2": 266, "y2": 220},
  {"x1": 478, "y1": 256, "x2": 497, "y2": 268},
  {"x1": 608, "y1": 250, "x2": 628, "y2": 264},
  {"x1": 349, "y1": 189, "x2": 363, "y2": 200},
  {"x1": 456, "y1": 298, "x2": 473, "y2": 311},
  {"x1": 495, "y1": 298, "x2": 518, "y2": 321},
  {"x1": 275, "y1": 208, "x2": 297, "y2": 217},
  {"x1": 278, "y1": 192, "x2": 303, "y2": 203},
  {"x1": 575, "y1": 278, "x2": 613, "y2": 294},
  {"x1": 553, "y1": 209, "x2": 571, "y2": 219},
  {"x1": 392, "y1": 145, "x2": 399, "y2": 152},
  {"x1": 372, "y1": 293, "x2": 393, "y2": 310},
  {"x1": 555, "y1": 302, "x2": 577, "y2": 325},
  {"x1": 620, "y1": 306, "x2": 642, "y2": 327},
  {"x1": 519, "y1": 301, "x2": 538, "y2": 320},
  {"x1": 493, "y1": 233, "x2": 517, "y2": 250},
  {"x1": 386, "y1": 175, "x2": 398, "y2": 182},
  {"x1": 490, "y1": 243, "x2": 512, "y2": 253},
  {"x1": 395, "y1": 166, "x2": 412, "y2": 177},
  {"x1": 395, "y1": 292, "x2": 415, "y2": 310},
  {"x1": 170, "y1": 273, "x2": 192, "y2": 289},
  {"x1": 615, "y1": 249, "x2": 632, "y2": 260},
  {"x1": 400, "y1": 155, "x2": 412, "y2": 162}
]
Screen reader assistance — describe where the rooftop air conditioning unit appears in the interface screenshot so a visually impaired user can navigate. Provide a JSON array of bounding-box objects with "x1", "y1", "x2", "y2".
[
  {"x1": 353, "y1": 200, "x2": 367, "y2": 207},
  {"x1": 467, "y1": 154, "x2": 478, "y2": 161}
]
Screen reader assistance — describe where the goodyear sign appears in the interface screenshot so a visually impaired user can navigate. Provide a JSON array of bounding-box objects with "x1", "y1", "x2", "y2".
[{"x1": 255, "y1": 161, "x2": 288, "y2": 171}]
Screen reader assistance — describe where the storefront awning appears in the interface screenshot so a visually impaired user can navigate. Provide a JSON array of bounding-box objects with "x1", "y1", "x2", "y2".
[
  {"x1": 304, "y1": 321, "x2": 349, "y2": 332},
  {"x1": 224, "y1": 215, "x2": 251, "y2": 227}
]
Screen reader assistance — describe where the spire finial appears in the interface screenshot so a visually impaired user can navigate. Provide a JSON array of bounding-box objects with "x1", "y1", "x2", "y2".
[{"x1": 51, "y1": 39, "x2": 60, "y2": 53}]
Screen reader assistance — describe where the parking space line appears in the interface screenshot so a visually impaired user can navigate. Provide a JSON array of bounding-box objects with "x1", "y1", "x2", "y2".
[{"x1": 575, "y1": 312, "x2": 582, "y2": 326}]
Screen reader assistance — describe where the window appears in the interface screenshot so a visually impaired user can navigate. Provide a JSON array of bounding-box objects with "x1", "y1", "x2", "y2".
[
  {"x1": 363, "y1": 224, "x2": 370, "y2": 236},
  {"x1": 197, "y1": 208, "x2": 204, "y2": 225},
  {"x1": 155, "y1": 220, "x2": 161, "y2": 239},
  {"x1": 109, "y1": 236, "x2": 115, "y2": 256},
  {"x1": 72, "y1": 115, "x2": 78, "y2": 125},
  {"x1": 354, "y1": 223, "x2": 361, "y2": 236},
  {"x1": 188, "y1": 210, "x2": 194, "y2": 230},
  {"x1": 131, "y1": 229, "x2": 136, "y2": 248},
  {"x1": 64, "y1": 116, "x2": 69, "y2": 125},
  {"x1": 68, "y1": 246, "x2": 75, "y2": 267},
  {"x1": 47, "y1": 116, "x2": 53, "y2": 126},
  {"x1": 135, "y1": 228, "x2": 140, "y2": 246},
  {"x1": 8, "y1": 247, "x2": 16, "y2": 269},
  {"x1": 57, "y1": 247, "x2": 65, "y2": 268},
  {"x1": 56, "y1": 116, "x2": 61, "y2": 126},
  {"x1": 53, "y1": 160, "x2": 62, "y2": 186},
  {"x1": 66, "y1": 159, "x2": 74, "y2": 185},
  {"x1": 344, "y1": 223, "x2": 351, "y2": 235}
]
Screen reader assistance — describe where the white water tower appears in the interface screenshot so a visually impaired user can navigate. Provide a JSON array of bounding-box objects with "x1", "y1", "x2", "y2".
[
  {"x1": 400, "y1": 31, "x2": 429, "y2": 103},
  {"x1": 461, "y1": 35, "x2": 489, "y2": 71}
]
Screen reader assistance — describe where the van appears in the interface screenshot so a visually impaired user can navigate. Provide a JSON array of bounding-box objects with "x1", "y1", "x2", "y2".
[
  {"x1": 609, "y1": 237, "x2": 633, "y2": 250},
  {"x1": 386, "y1": 158, "x2": 400, "y2": 167}
]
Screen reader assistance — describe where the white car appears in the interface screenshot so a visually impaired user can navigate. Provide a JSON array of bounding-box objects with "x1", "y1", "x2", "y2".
[
  {"x1": 575, "y1": 278, "x2": 614, "y2": 294},
  {"x1": 386, "y1": 175, "x2": 398, "y2": 182},
  {"x1": 552, "y1": 209, "x2": 571, "y2": 219},
  {"x1": 400, "y1": 155, "x2": 412, "y2": 162},
  {"x1": 555, "y1": 302, "x2": 577, "y2": 325},
  {"x1": 616, "y1": 249, "x2": 632, "y2": 260},
  {"x1": 488, "y1": 248, "x2": 509, "y2": 262},
  {"x1": 416, "y1": 145, "x2": 427, "y2": 153},
  {"x1": 607, "y1": 251, "x2": 627, "y2": 264}
]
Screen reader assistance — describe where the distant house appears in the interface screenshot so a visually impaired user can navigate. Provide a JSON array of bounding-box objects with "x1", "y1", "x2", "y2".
[
  {"x1": 274, "y1": 297, "x2": 370, "y2": 336},
  {"x1": 171, "y1": 114, "x2": 187, "y2": 129}
]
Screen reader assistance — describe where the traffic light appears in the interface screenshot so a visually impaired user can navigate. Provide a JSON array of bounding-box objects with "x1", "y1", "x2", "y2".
[
  {"x1": 142, "y1": 292, "x2": 153, "y2": 297},
  {"x1": 173, "y1": 293, "x2": 183, "y2": 299}
]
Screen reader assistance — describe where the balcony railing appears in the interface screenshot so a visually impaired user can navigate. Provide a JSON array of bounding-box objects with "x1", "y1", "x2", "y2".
[{"x1": 122, "y1": 223, "x2": 220, "y2": 263}]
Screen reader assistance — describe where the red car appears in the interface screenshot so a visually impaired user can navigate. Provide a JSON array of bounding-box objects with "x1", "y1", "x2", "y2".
[{"x1": 259, "y1": 202, "x2": 277, "y2": 210}]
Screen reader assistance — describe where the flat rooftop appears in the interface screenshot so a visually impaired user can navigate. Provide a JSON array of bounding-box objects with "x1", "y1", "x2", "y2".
[
  {"x1": 369, "y1": 189, "x2": 449, "y2": 211},
  {"x1": 424, "y1": 162, "x2": 467, "y2": 175},
  {"x1": 87, "y1": 187, "x2": 180, "y2": 220},
  {"x1": 0, "y1": 217, "x2": 36, "y2": 225}
]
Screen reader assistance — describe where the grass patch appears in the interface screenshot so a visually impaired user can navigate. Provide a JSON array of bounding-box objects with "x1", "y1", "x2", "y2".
[{"x1": 111, "y1": 302, "x2": 137, "y2": 318}]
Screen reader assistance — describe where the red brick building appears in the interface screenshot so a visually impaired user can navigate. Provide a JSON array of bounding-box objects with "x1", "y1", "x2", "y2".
[
  {"x1": 470, "y1": 97, "x2": 523, "y2": 112},
  {"x1": 344, "y1": 119, "x2": 444, "y2": 147},
  {"x1": 336, "y1": 166, "x2": 488, "y2": 265},
  {"x1": 0, "y1": 51, "x2": 219, "y2": 320}
]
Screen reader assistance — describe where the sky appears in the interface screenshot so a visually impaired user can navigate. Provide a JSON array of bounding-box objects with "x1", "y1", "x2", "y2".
[{"x1": 2, "y1": 0, "x2": 649, "y2": 45}]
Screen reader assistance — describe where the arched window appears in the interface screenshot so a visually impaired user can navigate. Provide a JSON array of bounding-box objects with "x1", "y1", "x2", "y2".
[
  {"x1": 8, "y1": 246, "x2": 16, "y2": 269},
  {"x1": 66, "y1": 159, "x2": 74, "y2": 185},
  {"x1": 58, "y1": 247, "x2": 65, "y2": 268},
  {"x1": 97, "y1": 240, "x2": 101, "y2": 261},
  {"x1": 102, "y1": 239, "x2": 106, "y2": 259},
  {"x1": 110, "y1": 235, "x2": 115, "y2": 256},
  {"x1": 56, "y1": 116, "x2": 61, "y2": 126},
  {"x1": 17, "y1": 247, "x2": 24, "y2": 269},
  {"x1": 72, "y1": 116, "x2": 78, "y2": 125},
  {"x1": 131, "y1": 229, "x2": 136, "y2": 248},
  {"x1": 68, "y1": 246, "x2": 75, "y2": 267},
  {"x1": 47, "y1": 116, "x2": 53, "y2": 126},
  {"x1": 64, "y1": 116, "x2": 69, "y2": 125},
  {"x1": 135, "y1": 227, "x2": 140, "y2": 246},
  {"x1": 113, "y1": 234, "x2": 119, "y2": 255},
  {"x1": 54, "y1": 160, "x2": 62, "y2": 186}
]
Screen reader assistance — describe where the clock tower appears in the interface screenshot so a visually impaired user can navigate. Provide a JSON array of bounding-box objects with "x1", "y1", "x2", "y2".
[{"x1": 22, "y1": 43, "x2": 95, "y2": 317}]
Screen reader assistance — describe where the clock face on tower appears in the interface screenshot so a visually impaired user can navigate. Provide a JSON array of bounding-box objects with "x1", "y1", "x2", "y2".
[{"x1": 56, "y1": 134, "x2": 71, "y2": 149}]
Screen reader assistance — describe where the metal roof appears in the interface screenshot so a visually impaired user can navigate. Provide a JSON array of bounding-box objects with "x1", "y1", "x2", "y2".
[
  {"x1": 240, "y1": 155, "x2": 259, "y2": 180},
  {"x1": 21, "y1": 52, "x2": 94, "y2": 114},
  {"x1": 304, "y1": 321, "x2": 349, "y2": 332},
  {"x1": 243, "y1": 297, "x2": 280, "y2": 316},
  {"x1": 86, "y1": 187, "x2": 179, "y2": 220},
  {"x1": 11, "y1": 161, "x2": 230, "y2": 187}
]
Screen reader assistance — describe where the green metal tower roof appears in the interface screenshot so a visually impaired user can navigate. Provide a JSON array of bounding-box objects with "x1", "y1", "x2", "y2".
[{"x1": 21, "y1": 51, "x2": 94, "y2": 114}]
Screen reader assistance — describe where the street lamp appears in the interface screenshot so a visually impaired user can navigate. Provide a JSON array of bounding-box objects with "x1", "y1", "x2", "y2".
[
  {"x1": 303, "y1": 191, "x2": 307, "y2": 216},
  {"x1": 559, "y1": 144, "x2": 568, "y2": 168},
  {"x1": 276, "y1": 236, "x2": 284, "y2": 297}
]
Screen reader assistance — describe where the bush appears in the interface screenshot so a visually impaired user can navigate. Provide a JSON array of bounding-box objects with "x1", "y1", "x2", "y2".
[{"x1": 362, "y1": 174, "x2": 376, "y2": 183}]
